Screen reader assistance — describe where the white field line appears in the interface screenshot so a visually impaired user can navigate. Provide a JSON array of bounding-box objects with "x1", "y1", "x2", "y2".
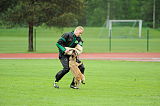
[{"x1": 0, "y1": 57, "x2": 160, "y2": 62}]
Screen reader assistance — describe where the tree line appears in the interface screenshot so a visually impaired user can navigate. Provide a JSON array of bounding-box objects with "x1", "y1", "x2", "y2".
[{"x1": 0, "y1": 0, "x2": 160, "y2": 28}]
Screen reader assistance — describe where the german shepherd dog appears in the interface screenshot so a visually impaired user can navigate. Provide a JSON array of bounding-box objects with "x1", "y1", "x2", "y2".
[{"x1": 69, "y1": 50, "x2": 85, "y2": 88}]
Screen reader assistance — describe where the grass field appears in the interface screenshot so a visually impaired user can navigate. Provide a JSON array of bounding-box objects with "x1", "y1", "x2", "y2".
[
  {"x1": 0, "y1": 59, "x2": 160, "y2": 106},
  {"x1": 0, "y1": 27, "x2": 160, "y2": 53}
]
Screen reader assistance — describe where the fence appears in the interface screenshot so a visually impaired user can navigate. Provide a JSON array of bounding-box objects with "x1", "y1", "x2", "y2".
[{"x1": 0, "y1": 27, "x2": 160, "y2": 53}]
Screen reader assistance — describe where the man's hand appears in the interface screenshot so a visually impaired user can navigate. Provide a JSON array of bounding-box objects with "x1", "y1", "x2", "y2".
[{"x1": 65, "y1": 49, "x2": 70, "y2": 54}]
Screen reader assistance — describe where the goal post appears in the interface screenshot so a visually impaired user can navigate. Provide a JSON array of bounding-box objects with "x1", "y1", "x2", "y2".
[{"x1": 108, "y1": 20, "x2": 143, "y2": 38}]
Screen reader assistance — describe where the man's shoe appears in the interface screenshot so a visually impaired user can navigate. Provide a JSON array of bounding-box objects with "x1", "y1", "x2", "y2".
[
  {"x1": 53, "y1": 82, "x2": 59, "y2": 88},
  {"x1": 70, "y1": 85, "x2": 79, "y2": 89}
]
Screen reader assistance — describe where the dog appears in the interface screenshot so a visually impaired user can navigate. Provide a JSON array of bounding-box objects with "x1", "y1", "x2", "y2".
[
  {"x1": 68, "y1": 50, "x2": 85, "y2": 88},
  {"x1": 64, "y1": 44, "x2": 83, "y2": 56}
]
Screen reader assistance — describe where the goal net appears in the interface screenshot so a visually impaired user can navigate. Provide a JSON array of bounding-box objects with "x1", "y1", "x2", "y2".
[{"x1": 99, "y1": 20, "x2": 143, "y2": 38}]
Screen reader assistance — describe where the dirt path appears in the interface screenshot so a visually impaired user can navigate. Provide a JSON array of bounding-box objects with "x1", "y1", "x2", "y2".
[{"x1": 0, "y1": 53, "x2": 160, "y2": 62}]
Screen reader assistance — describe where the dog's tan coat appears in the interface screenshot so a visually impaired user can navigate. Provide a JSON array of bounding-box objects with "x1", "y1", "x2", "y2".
[{"x1": 69, "y1": 54, "x2": 85, "y2": 87}]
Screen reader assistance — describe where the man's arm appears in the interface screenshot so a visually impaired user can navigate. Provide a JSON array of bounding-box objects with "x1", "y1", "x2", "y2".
[
  {"x1": 56, "y1": 33, "x2": 68, "y2": 53},
  {"x1": 56, "y1": 43, "x2": 66, "y2": 52}
]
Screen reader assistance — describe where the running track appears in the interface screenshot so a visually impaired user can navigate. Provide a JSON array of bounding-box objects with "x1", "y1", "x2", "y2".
[{"x1": 0, "y1": 53, "x2": 160, "y2": 62}]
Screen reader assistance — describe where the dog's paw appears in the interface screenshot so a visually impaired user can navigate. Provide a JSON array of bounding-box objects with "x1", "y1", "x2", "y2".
[{"x1": 81, "y1": 81, "x2": 85, "y2": 84}]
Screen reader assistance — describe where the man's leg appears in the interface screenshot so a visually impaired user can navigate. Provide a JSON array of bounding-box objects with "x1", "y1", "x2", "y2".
[
  {"x1": 78, "y1": 63, "x2": 85, "y2": 74},
  {"x1": 54, "y1": 55, "x2": 70, "y2": 88},
  {"x1": 77, "y1": 59, "x2": 85, "y2": 74}
]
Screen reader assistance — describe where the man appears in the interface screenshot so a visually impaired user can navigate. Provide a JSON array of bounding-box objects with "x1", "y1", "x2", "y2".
[{"x1": 54, "y1": 26, "x2": 85, "y2": 89}]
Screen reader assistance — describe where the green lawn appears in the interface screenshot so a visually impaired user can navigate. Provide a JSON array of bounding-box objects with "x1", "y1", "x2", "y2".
[
  {"x1": 0, "y1": 27, "x2": 160, "y2": 53},
  {"x1": 0, "y1": 59, "x2": 160, "y2": 106}
]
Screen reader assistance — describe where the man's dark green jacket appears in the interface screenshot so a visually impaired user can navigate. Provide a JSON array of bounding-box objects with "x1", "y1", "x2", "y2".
[{"x1": 56, "y1": 31, "x2": 83, "y2": 57}]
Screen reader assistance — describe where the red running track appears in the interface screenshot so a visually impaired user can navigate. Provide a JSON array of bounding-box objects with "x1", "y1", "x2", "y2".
[{"x1": 0, "y1": 53, "x2": 160, "y2": 62}]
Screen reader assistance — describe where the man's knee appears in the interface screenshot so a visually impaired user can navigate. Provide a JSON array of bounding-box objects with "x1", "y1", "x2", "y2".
[
  {"x1": 55, "y1": 68, "x2": 70, "y2": 79},
  {"x1": 63, "y1": 67, "x2": 70, "y2": 73},
  {"x1": 60, "y1": 67, "x2": 70, "y2": 75}
]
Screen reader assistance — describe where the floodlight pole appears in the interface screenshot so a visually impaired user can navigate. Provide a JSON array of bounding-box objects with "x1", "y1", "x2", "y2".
[
  {"x1": 106, "y1": 1, "x2": 110, "y2": 28},
  {"x1": 108, "y1": 20, "x2": 112, "y2": 38},
  {"x1": 139, "y1": 20, "x2": 142, "y2": 38}
]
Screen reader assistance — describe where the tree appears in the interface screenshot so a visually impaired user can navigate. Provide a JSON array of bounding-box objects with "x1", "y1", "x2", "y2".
[
  {"x1": 1, "y1": 0, "x2": 85, "y2": 51},
  {"x1": 0, "y1": 0, "x2": 17, "y2": 13},
  {"x1": 85, "y1": 0, "x2": 109, "y2": 26}
]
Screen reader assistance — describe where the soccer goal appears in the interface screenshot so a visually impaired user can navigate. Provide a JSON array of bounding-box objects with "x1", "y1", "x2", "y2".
[{"x1": 108, "y1": 20, "x2": 143, "y2": 38}]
